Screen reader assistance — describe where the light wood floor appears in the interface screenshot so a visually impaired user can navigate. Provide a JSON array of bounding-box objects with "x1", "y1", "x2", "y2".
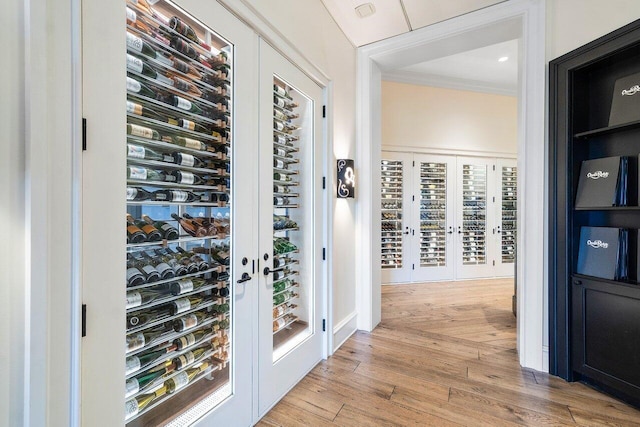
[{"x1": 257, "y1": 279, "x2": 640, "y2": 426}]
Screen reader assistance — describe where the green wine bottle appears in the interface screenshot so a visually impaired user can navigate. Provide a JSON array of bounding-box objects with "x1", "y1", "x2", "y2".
[
  {"x1": 164, "y1": 135, "x2": 207, "y2": 151},
  {"x1": 173, "y1": 344, "x2": 211, "y2": 370},
  {"x1": 127, "y1": 53, "x2": 158, "y2": 79},
  {"x1": 165, "y1": 362, "x2": 210, "y2": 393},
  {"x1": 169, "y1": 294, "x2": 205, "y2": 316},
  {"x1": 127, "y1": 166, "x2": 165, "y2": 182},
  {"x1": 125, "y1": 343, "x2": 177, "y2": 376},
  {"x1": 125, "y1": 385, "x2": 168, "y2": 421},
  {"x1": 126, "y1": 31, "x2": 158, "y2": 58},
  {"x1": 170, "y1": 94, "x2": 204, "y2": 115},
  {"x1": 127, "y1": 143, "x2": 166, "y2": 162},
  {"x1": 125, "y1": 362, "x2": 176, "y2": 398},
  {"x1": 127, "y1": 76, "x2": 157, "y2": 98},
  {"x1": 126, "y1": 289, "x2": 163, "y2": 309},
  {"x1": 142, "y1": 214, "x2": 179, "y2": 240},
  {"x1": 173, "y1": 326, "x2": 213, "y2": 350}
]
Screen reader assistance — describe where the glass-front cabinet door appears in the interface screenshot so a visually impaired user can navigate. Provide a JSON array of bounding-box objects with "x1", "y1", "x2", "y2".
[
  {"x1": 82, "y1": 1, "x2": 256, "y2": 425},
  {"x1": 380, "y1": 152, "x2": 412, "y2": 284},
  {"x1": 411, "y1": 154, "x2": 455, "y2": 282},
  {"x1": 455, "y1": 157, "x2": 496, "y2": 279},
  {"x1": 495, "y1": 159, "x2": 517, "y2": 276},
  {"x1": 258, "y1": 40, "x2": 325, "y2": 416}
]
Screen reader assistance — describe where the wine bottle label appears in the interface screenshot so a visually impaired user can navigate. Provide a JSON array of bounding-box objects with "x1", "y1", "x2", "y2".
[
  {"x1": 160, "y1": 223, "x2": 175, "y2": 233},
  {"x1": 170, "y1": 191, "x2": 188, "y2": 202},
  {"x1": 178, "y1": 172, "x2": 195, "y2": 185},
  {"x1": 125, "y1": 398, "x2": 139, "y2": 420},
  {"x1": 177, "y1": 333, "x2": 196, "y2": 349},
  {"x1": 273, "y1": 305, "x2": 285, "y2": 318},
  {"x1": 127, "y1": 144, "x2": 146, "y2": 159},
  {"x1": 126, "y1": 267, "x2": 143, "y2": 282},
  {"x1": 274, "y1": 185, "x2": 286, "y2": 194},
  {"x1": 125, "y1": 356, "x2": 141, "y2": 375},
  {"x1": 126, "y1": 7, "x2": 137, "y2": 23},
  {"x1": 126, "y1": 291, "x2": 143, "y2": 309},
  {"x1": 274, "y1": 318, "x2": 286, "y2": 331},
  {"x1": 173, "y1": 77, "x2": 191, "y2": 92},
  {"x1": 170, "y1": 371, "x2": 189, "y2": 392},
  {"x1": 274, "y1": 86, "x2": 287, "y2": 97},
  {"x1": 182, "y1": 137, "x2": 202, "y2": 150},
  {"x1": 155, "y1": 262, "x2": 173, "y2": 277},
  {"x1": 177, "y1": 352, "x2": 195, "y2": 370},
  {"x1": 173, "y1": 298, "x2": 192, "y2": 314},
  {"x1": 275, "y1": 148, "x2": 287, "y2": 157},
  {"x1": 126, "y1": 101, "x2": 143, "y2": 116},
  {"x1": 126, "y1": 32, "x2": 144, "y2": 54},
  {"x1": 275, "y1": 135, "x2": 287, "y2": 144},
  {"x1": 125, "y1": 378, "x2": 140, "y2": 398},
  {"x1": 128, "y1": 124, "x2": 154, "y2": 140},
  {"x1": 180, "y1": 119, "x2": 196, "y2": 131},
  {"x1": 126, "y1": 54, "x2": 144, "y2": 73},
  {"x1": 178, "y1": 153, "x2": 195, "y2": 167},
  {"x1": 126, "y1": 188, "x2": 138, "y2": 200},
  {"x1": 275, "y1": 97, "x2": 285, "y2": 108},
  {"x1": 274, "y1": 160, "x2": 285, "y2": 169},
  {"x1": 180, "y1": 314, "x2": 198, "y2": 330},
  {"x1": 141, "y1": 265, "x2": 157, "y2": 276},
  {"x1": 127, "y1": 77, "x2": 142, "y2": 93},
  {"x1": 175, "y1": 96, "x2": 193, "y2": 111},
  {"x1": 275, "y1": 121, "x2": 285, "y2": 131},
  {"x1": 176, "y1": 280, "x2": 194, "y2": 294},
  {"x1": 126, "y1": 332, "x2": 146, "y2": 353}
]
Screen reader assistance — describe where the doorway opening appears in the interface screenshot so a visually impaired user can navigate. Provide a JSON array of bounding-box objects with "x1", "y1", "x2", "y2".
[{"x1": 356, "y1": 0, "x2": 546, "y2": 371}]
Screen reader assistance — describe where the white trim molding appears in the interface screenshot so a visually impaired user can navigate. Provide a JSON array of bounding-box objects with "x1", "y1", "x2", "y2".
[
  {"x1": 383, "y1": 70, "x2": 518, "y2": 97},
  {"x1": 356, "y1": 0, "x2": 547, "y2": 372},
  {"x1": 381, "y1": 145, "x2": 517, "y2": 159},
  {"x1": 333, "y1": 311, "x2": 358, "y2": 352}
]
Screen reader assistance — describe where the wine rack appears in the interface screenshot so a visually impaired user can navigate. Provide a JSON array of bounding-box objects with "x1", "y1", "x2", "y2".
[
  {"x1": 501, "y1": 166, "x2": 517, "y2": 263},
  {"x1": 380, "y1": 160, "x2": 403, "y2": 269},
  {"x1": 461, "y1": 164, "x2": 487, "y2": 265},
  {"x1": 419, "y1": 162, "x2": 447, "y2": 267},
  {"x1": 124, "y1": 0, "x2": 232, "y2": 424},
  {"x1": 272, "y1": 78, "x2": 304, "y2": 353}
]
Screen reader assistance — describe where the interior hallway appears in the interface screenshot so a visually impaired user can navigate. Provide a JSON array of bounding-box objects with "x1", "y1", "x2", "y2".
[{"x1": 257, "y1": 279, "x2": 640, "y2": 426}]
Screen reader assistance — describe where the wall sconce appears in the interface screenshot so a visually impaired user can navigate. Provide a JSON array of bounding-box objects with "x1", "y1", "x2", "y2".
[{"x1": 337, "y1": 159, "x2": 355, "y2": 198}]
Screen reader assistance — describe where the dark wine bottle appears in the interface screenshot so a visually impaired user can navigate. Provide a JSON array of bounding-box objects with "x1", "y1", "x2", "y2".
[
  {"x1": 153, "y1": 189, "x2": 199, "y2": 203},
  {"x1": 169, "y1": 94, "x2": 204, "y2": 115},
  {"x1": 126, "y1": 304, "x2": 172, "y2": 330},
  {"x1": 125, "y1": 343, "x2": 177, "y2": 376},
  {"x1": 142, "y1": 214, "x2": 179, "y2": 240},
  {"x1": 172, "y1": 151, "x2": 204, "y2": 168},
  {"x1": 129, "y1": 214, "x2": 162, "y2": 242},
  {"x1": 127, "y1": 53, "x2": 158, "y2": 79},
  {"x1": 127, "y1": 76, "x2": 157, "y2": 98},
  {"x1": 169, "y1": 16, "x2": 199, "y2": 43},
  {"x1": 126, "y1": 215, "x2": 147, "y2": 244},
  {"x1": 127, "y1": 187, "x2": 153, "y2": 201},
  {"x1": 170, "y1": 37, "x2": 198, "y2": 60}
]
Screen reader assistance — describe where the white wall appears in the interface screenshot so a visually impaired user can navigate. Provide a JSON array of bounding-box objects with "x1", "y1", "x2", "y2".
[
  {"x1": 241, "y1": 0, "x2": 358, "y2": 346},
  {"x1": 381, "y1": 81, "x2": 517, "y2": 154}
]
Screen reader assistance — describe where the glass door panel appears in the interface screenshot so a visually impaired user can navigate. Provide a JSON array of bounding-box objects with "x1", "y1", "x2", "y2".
[
  {"x1": 412, "y1": 154, "x2": 455, "y2": 282},
  {"x1": 495, "y1": 159, "x2": 517, "y2": 276},
  {"x1": 258, "y1": 40, "x2": 324, "y2": 416},
  {"x1": 380, "y1": 152, "x2": 412, "y2": 284},
  {"x1": 455, "y1": 157, "x2": 495, "y2": 279}
]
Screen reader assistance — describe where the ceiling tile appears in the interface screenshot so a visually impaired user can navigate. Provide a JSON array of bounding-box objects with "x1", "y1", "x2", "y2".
[
  {"x1": 402, "y1": 0, "x2": 504, "y2": 30},
  {"x1": 321, "y1": 0, "x2": 410, "y2": 46}
]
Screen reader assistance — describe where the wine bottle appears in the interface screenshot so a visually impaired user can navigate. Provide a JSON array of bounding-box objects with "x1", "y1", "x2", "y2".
[
  {"x1": 129, "y1": 251, "x2": 161, "y2": 283},
  {"x1": 170, "y1": 94, "x2": 204, "y2": 115},
  {"x1": 126, "y1": 325, "x2": 171, "y2": 353},
  {"x1": 125, "y1": 385, "x2": 168, "y2": 421},
  {"x1": 126, "y1": 257, "x2": 146, "y2": 288},
  {"x1": 165, "y1": 361, "x2": 210, "y2": 393},
  {"x1": 173, "y1": 344, "x2": 211, "y2": 371},
  {"x1": 170, "y1": 294, "x2": 205, "y2": 316},
  {"x1": 128, "y1": 214, "x2": 162, "y2": 241},
  {"x1": 168, "y1": 247, "x2": 199, "y2": 274},
  {"x1": 127, "y1": 305, "x2": 172, "y2": 330},
  {"x1": 172, "y1": 151, "x2": 204, "y2": 168},
  {"x1": 209, "y1": 246, "x2": 229, "y2": 266},
  {"x1": 171, "y1": 213, "x2": 206, "y2": 237},
  {"x1": 176, "y1": 246, "x2": 209, "y2": 271},
  {"x1": 170, "y1": 278, "x2": 206, "y2": 295},
  {"x1": 142, "y1": 214, "x2": 179, "y2": 240},
  {"x1": 126, "y1": 289, "x2": 163, "y2": 309},
  {"x1": 171, "y1": 75, "x2": 203, "y2": 97},
  {"x1": 154, "y1": 248, "x2": 188, "y2": 277},
  {"x1": 273, "y1": 172, "x2": 292, "y2": 182},
  {"x1": 153, "y1": 189, "x2": 199, "y2": 203},
  {"x1": 173, "y1": 326, "x2": 212, "y2": 350},
  {"x1": 273, "y1": 314, "x2": 296, "y2": 332},
  {"x1": 176, "y1": 118, "x2": 211, "y2": 135},
  {"x1": 273, "y1": 196, "x2": 291, "y2": 206},
  {"x1": 127, "y1": 123, "x2": 160, "y2": 140},
  {"x1": 164, "y1": 135, "x2": 207, "y2": 151},
  {"x1": 168, "y1": 37, "x2": 198, "y2": 60},
  {"x1": 126, "y1": 31, "x2": 158, "y2": 58},
  {"x1": 169, "y1": 16, "x2": 199, "y2": 43},
  {"x1": 126, "y1": 100, "x2": 169, "y2": 123},
  {"x1": 125, "y1": 343, "x2": 177, "y2": 376},
  {"x1": 127, "y1": 143, "x2": 166, "y2": 162},
  {"x1": 273, "y1": 279, "x2": 291, "y2": 294},
  {"x1": 173, "y1": 310, "x2": 209, "y2": 332},
  {"x1": 272, "y1": 267, "x2": 292, "y2": 281},
  {"x1": 126, "y1": 362, "x2": 176, "y2": 398},
  {"x1": 127, "y1": 187, "x2": 153, "y2": 201},
  {"x1": 142, "y1": 251, "x2": 175, "y2": 280},
  {"x1": 127, "y1": 53, "x2": 159, "y2": 79},
  {"x1": 166, "y1": 170, "x2": 204, "y2": 186},
  {"x1": 127, "y1": 77, "x2": 158, "y2": 102},
  {"x1": 127, "y1": 166, "x2": 165, "y2": 182},
  {"x1": 273, "y1": 158, "x2": 287, "y2": 169},
  {"x1": 183, "y1": 213, "x2": 216, "y2": 235},
  {"x1": 273, "y1": 291, "x2": 298, "y2": 306},
  {"x1": 126, "y1": 216, "x2": 147, "y2": 244}
]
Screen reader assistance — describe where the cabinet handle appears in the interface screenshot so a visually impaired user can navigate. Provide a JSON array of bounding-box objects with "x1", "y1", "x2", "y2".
[
  {"x1": 236, "y1": 272, "x2": 251, "y2": 284},
  {"x1": 573, "y1": 279, "x2": 583, "y2": 286},
  {"x1": 447, "y1": 226, "x2": 454, "y2": 234},
  {"x1": 263, "y1": 266, "x2": 285, "y2": 276}
]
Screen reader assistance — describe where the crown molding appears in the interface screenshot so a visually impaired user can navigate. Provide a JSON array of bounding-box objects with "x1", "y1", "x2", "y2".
[{"x1": 382, "y1": 70, "x2": 517, "y2": 96}]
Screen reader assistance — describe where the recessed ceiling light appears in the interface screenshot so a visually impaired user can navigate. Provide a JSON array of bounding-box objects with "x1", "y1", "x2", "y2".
[
  {"x1": 355, "y1": 3, "x2": 376, "y2": 18},
  {"x1": 498, "y1": 56, "x2": 509, "y2": 62}
]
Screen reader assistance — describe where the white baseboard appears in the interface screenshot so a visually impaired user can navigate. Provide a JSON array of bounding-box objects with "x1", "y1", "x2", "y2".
[
  {"x1": 542, "y1": 345, "x2": 549, "y2": 373},
  {"x1": 333, "y1": 311, "x2": 358, "y2": 352}
]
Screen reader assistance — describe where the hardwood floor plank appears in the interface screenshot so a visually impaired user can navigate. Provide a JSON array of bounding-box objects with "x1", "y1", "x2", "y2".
[{"x1": 259, "y1": 279, "x2": 640, "y2": 426}]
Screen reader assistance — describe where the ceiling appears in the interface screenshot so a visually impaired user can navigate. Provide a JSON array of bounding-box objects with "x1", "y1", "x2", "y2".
[{"x1": 321, "y1": 0, "x2": 517, "y2": 96}]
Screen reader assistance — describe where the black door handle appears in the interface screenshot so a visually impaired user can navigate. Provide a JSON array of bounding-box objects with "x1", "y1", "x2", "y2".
[
  {"x1": 263, "y1": 266, "x2": 285, "y2": 276},
  {"x1": 236, "y1": 272, "x2": 251, "y2": 284}
]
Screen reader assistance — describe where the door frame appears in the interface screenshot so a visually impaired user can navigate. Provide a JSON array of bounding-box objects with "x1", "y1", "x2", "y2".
[{"x1": 356, "y1": 0, "x2": 547, "y2": 371}]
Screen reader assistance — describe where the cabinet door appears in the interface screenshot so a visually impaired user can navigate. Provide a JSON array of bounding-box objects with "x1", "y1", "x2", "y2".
[
  {"x1": 411, "y1": 154, "x2": 456, "y2": 282},
  {"x1": 494, "y1": 159, "x2": 517, "y2": 277},
  {"x1": 257, "y1": 40, "x2": 325, "y2": 416},
  {"x1": 380, "y1": 152, "x2": 413, "y2": 283},
  {"x1": 82, "y1": 1, "x2": 256, "y2": 425},
  {"x1": 455, "y1": 157, "x2": 496, "y2": 279}
]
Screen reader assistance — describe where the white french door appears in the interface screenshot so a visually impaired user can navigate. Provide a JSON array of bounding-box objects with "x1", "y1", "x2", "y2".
[
  {"x1": 454, "y1": 156, "x2": 496, "y2": 279},
  {"x1": 257, "y1": 40, "x2": 325, "y2": 416},
  {"x1": 411, "y1": 154, "x2": 456, "y2": 282},
  {"x1": 494, "y1": 159, "x2": 517, "y2": 277},
  {"x1": 380, "y1": 153, "x2": 413, "y2": 284}
]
